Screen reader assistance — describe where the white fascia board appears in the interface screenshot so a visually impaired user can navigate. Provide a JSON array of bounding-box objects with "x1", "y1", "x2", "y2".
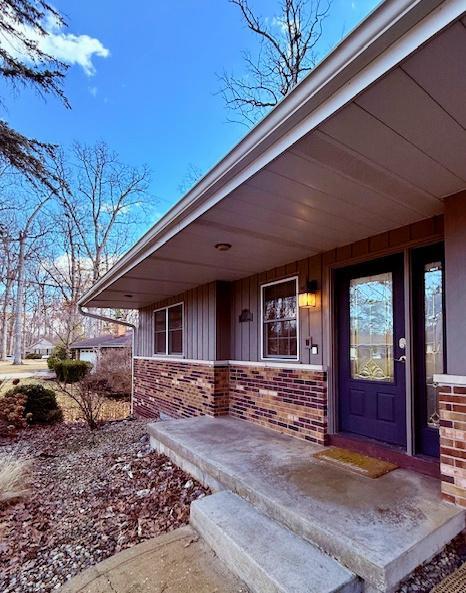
[{"x1": 80, "y1": 0, "x2": 464, "y2": 308}]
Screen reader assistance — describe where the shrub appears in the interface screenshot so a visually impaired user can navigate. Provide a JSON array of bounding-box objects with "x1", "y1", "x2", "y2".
[
  {"x1": 4, "y1": 383, "x2": 63, "y2": 425},
  {"x1": 47, "y1": 344, "x2": 68, "y2": 371},
  {"x1": 56, "y1": 375, "x2": 106, "y2": 429},
  {"x1": 96, "y1": 348, "x2": 132, "y2": 399},
  {"x1": 0, "y1": 392, "x2": 28, "y2": 428},
  {"x1": 0, "y1": 454, "x2": 30, "y2": 507},
  {"x1": 54, "y1": 359, "x2": 92, "y2": 383},
  {"x1": 25, "y1": 353, "x2": 42, "y2": 360},
  {"x1": 47, "y1": 357, "x2": 58, "y2": 370}
]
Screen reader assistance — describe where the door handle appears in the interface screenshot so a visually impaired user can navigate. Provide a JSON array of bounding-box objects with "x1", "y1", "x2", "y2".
[{"x1": 395, "y1": 355, "x2": 406, "y2": 363}]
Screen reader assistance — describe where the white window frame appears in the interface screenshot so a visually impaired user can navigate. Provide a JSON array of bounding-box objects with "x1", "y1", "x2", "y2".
[
  {"x1": 153, "y1": 302, "x2": 184, "y2": 356},
  {"x1": 260, "y1": 276, "x2": 299, "y2": 361}
]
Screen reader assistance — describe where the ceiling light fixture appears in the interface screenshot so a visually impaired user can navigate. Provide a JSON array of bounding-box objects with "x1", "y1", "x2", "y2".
[{"x1": 215, "y1": 243, "x2": 232, "y2": 252}]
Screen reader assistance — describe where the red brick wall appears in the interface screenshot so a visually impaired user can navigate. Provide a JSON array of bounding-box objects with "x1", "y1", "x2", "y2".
[
  {"x1": 229, "y1": 364, "x2": 327, "y2": 444},
  {"x1": 133, "y1": 358, "x2": 229, "y2": 419},
  {"x1": 439, "y1": 383, "x2": 466, "y2": 507}
]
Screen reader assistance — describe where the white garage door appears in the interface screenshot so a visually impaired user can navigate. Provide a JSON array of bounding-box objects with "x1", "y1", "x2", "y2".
[{"x1": 79, "y1": 350, "x2": 97, "y2": 366}]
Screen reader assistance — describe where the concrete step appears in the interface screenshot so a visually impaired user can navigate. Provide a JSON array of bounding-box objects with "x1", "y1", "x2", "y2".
[
  {"x1": 149, "y1": 418, "x2": 465, "y2": 593},
  {"x1": 191, "y1": 490, "x2": 361, "y2": 593}
]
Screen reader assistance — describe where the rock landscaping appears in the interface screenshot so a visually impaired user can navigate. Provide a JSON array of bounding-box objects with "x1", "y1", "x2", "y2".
[
  {"x1": 0, "y1": 419, "x2": 209, "y2": 593},
  {"x1": 395, "y1": 532, "x2": 466, "y2": 593}
]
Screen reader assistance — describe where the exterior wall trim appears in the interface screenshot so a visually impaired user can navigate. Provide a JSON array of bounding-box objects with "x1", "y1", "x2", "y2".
[
  {"x1": 133, "y1": 355, "x2": 326, "y2": 372},
  {"x1": 434, "y1": 374, "x2": 466, "y2": 387}
]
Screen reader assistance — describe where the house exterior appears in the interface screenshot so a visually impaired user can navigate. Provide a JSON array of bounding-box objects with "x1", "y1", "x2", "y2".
[
  {"x1": 79, "y1": 0, "x2": 466, "y2": 508},
  {"x1": 70, "y1": 332, "x2": 132, "y2": 366},
  {"x1": 27, "y1": 337, "x2": 55, "y2": 356}
]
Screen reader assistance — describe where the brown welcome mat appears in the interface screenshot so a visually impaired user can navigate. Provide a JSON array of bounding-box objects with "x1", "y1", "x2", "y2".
[
  {"x1": 313, "y1": 447, "x2": 398, "y2": 479},
  {"x1": 430, "y1": 562, "x2": 466, "y2": 593}
]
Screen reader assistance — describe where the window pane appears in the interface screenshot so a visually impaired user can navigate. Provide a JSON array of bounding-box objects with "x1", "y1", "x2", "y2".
[
  {"x1": 154, "y1": 310, "x2": 166, "y2": 354},
  {"x1": 169, "y1": 329, "x2": 183, "y2": 355},
  {"x1": 168, "y1": 305, "x2": 182, "y2": 330},
  {"x1": 155, "y1": 310, "x2": 166, "y2": 332},
  {"x1": 263, "y1": 280, "x2": 297, "y2": 321},
  {"x1": 350, "y1": 272, "x2": 394, "y2": 382},
  {"x1": 265, "y1": 319, "x2": 297, "y2": 358},
  {"x1": 155, "y1": 331, "x2": 166, "y2": 354},
  {"x1": 424, "y1": 261, "x2": 443, "y2": 428}
]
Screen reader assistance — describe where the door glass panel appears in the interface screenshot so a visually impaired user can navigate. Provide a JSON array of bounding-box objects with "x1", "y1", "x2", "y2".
[
  {"x1": 349, "y1": 272, "x2": 394, "y2": 382},
  {"x1": 424, "y1": 261, "x2": 443, "y2": 428}
]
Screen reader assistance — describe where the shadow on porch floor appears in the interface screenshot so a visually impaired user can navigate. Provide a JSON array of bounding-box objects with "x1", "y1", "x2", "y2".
[{"x1": 149, "y1": 416, "x2": 465, "y2": 593}]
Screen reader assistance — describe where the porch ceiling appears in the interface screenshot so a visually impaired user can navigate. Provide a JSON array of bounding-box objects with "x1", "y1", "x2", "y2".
[{"x1": 83, "y1": 8, "x2": 466, "y2": 309}]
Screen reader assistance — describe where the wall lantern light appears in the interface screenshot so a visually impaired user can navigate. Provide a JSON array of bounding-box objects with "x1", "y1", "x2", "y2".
[{"x1": 298, "y1": 280, "x2": 318, "y2": 308}]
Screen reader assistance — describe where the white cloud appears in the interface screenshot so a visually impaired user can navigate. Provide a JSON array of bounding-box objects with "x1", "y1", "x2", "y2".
[
  {"x1": 89, "y1": 85, "x2": 98, "y2": 97},
  {"x1": 1, "y1": 10, "x2": 110, "y2": 76}
]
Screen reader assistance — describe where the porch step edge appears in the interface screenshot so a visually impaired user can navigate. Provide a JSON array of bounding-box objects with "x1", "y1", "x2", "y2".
[{"x1": 191, "y1": 490, "x2": 361, "y2": 593}]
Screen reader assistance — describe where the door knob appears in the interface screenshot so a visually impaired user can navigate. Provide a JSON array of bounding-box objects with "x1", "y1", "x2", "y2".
[{"x1": 395, "y1": 355, "x2": 406, "y2": 363}]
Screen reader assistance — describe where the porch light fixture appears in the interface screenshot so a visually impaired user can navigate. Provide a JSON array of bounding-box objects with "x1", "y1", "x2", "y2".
[
  {"x1": 215, "y1": 243, "x2": 232, "y2": 251},
  {"x1": 299, "y1": 280, "x2": 318, "y2": 308}
]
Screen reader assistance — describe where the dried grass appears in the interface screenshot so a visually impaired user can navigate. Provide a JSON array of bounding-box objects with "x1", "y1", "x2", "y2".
[{"x1": 0, "y1": 453, "x2": 30, "y2": 507}]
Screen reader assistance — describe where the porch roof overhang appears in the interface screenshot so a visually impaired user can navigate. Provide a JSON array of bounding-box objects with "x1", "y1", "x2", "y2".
[{"x1": 80, "y1": 0, "x2": 466, "y2": 310}]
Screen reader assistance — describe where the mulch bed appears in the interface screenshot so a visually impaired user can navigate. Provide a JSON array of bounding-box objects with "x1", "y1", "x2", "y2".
[{"x1": 0, "y1": 420, "x2": 210, "y2": 593}]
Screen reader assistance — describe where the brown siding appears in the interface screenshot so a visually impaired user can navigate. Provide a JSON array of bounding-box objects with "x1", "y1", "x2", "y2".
[
  {"x1": 229, "y1": 216, "x2": 443, "y2": 366},
  {"x1": 444, "y1": 192, "x2": 466, "y2": 375},
  {"x1": 137, "y1": 216, "x2": 443, "y2": 364},
  {"x1": 137, "y1": 282, "x2": 218, "y2": 359}
]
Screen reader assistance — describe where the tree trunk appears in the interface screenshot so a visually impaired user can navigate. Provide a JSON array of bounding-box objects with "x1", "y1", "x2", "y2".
[
  {"x1": 13, "y1": 233, "x2": 26, "y2": 365},
  {"x1": 0, "y1": 277, "x2": 12, "y2": 360}
]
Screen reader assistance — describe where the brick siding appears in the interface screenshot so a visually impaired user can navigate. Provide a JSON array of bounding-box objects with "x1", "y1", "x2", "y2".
[
  {"x1": 439, "y1": 384, "x2": 466, "y2": 507},
  {"x1": 134, "y1": 358, "x2": 327, "y2": 444},
  {"x1": 229, "y1": 364, "x2": 327, "y2": 444},
  {"x1": 133, "y1": 358, "x2": 229, "y2": 419}
]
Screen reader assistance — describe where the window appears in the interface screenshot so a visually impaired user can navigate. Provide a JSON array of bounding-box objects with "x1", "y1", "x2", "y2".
[
  {"x1": 153, "y1": 303, "x2": 183, "y2": 355},
  {"x1": 262, "y1": 278, "x2": 298, "y2": 359}
]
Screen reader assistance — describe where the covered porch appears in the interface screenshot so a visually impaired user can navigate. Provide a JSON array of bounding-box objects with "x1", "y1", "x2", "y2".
[{"x1": 149, "y1": 415, "x2": 465, "y2": 593}]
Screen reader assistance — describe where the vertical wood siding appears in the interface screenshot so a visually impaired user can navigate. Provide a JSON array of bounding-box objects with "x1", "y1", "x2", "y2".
[
  {"x1": 137, "y1": 216, "x2": 443, "y2": 364},
  {"x1": 229, "y1": 255, "x2": 323, "y2": 365},
  {"x1": 137, "y1": 282, "x2": 218, "y2": 359}
]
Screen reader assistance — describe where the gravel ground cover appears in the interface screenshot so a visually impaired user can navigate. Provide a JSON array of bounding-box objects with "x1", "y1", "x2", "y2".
[
  {"x1": 395, "y1": 532, "x2": 466, "y2": 593},
  {"x1": 0, "y1": 419, "x2": 209, "y2": 593}
]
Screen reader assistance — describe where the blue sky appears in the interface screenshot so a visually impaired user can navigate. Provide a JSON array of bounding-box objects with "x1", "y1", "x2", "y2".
[{"x1": 4, "y1": 0, "x2": 380, "y2": 221}]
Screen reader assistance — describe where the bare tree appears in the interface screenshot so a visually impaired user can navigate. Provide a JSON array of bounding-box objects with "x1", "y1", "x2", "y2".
[
  {"x1": 0, "y1": 219, "x2": 17, "y2": 360},
  {"x1": 9, "y1": 194, "x2": 51, "y2": 364},
  {"x1": 56, "y1": 142, "x2": 150, "y2": 284},
  {"x1": 219, "y1": 0, "x2": 331, "y2": 125},
  {"x1": 0, "y1": 1, "x2": 69, "y2": 189}
]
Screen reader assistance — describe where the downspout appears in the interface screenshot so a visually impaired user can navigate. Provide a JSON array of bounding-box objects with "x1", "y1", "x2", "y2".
[{"x1": 78, "y1": 305, "x2": 137, "y2": 416}]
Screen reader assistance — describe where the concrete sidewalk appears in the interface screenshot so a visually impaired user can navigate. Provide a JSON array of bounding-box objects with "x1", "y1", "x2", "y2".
[{"x1": 58, "y1": 526, "x2": 249, "y2": 593}]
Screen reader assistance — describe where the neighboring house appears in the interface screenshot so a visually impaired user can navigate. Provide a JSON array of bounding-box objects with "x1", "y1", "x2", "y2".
[
  {"x1": 27, "y1": 337, "x2": 55, "y2": 356},
  {"x1": 70, "y1": 332, "x2": 132, "y2": 366},
  {"x1": 79, "y1": 4, "x2": 466, "y2": 591}
]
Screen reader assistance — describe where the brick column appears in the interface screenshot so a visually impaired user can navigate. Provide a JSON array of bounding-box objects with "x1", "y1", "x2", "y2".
[{"x1": 438, "y1": 377, "x2": 466, "y2": 507}]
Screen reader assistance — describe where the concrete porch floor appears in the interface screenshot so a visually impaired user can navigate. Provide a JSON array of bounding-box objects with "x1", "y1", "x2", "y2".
[{"x1": 149, "y1": 416, "x2": 465, "y2": 593}]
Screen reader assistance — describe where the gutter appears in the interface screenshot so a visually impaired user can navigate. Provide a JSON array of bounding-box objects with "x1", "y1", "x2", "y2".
[{"x1": 78, "y1": 305, "x2": 137, "y2": 416}]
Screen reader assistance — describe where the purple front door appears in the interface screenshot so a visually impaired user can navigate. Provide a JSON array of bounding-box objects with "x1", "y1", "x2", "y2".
[{"x1": 337, "y1": 255, "x2": 407, "y2": 447}]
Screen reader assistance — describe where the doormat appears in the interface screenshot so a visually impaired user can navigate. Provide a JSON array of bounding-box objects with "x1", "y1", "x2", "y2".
[
  {"x1": 313, "y1": 447, "x2": 398, "y2": 478},
  {"x1": 430, "y1": 561, "x2": 466, "y2": 593}
]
